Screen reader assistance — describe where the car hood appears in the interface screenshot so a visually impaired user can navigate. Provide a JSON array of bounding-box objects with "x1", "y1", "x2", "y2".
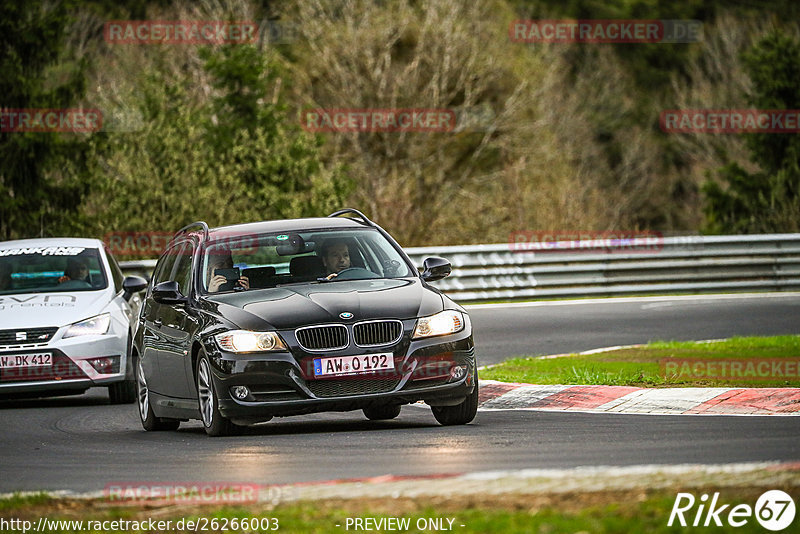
[
  {"x1": 0, "y1": 290, "x2": 112, "y2": 329},
  {"x1": 201, "y1": 278, "x2": 444, "y2": 330}
]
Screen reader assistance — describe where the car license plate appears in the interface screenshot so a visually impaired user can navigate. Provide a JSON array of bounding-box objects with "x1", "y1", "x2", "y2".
[
  {"x1": 0, "y1": 353, "x2": 52, "y2": 369},
  {"x1": 313, "y1": 353, "x2": 394, "y2": 377}
]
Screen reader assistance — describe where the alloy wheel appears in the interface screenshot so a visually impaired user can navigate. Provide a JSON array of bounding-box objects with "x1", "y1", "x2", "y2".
[
  {"x1": 136, "y1": 359, "x2": 149, "y2": 421},
  {"x1": 198, "y1": 358, "x2": 214, "y2": 427}
]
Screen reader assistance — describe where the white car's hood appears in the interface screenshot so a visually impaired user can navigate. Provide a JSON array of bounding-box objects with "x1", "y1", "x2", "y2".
[{"x1": 0, "y1": 290, "x2": 112, "y2": 329}]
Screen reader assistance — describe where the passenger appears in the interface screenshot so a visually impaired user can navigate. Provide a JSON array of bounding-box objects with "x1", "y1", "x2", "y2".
[
  {"x1": 320, "y1": 239, "x2": 351, "y2": 280},
  {"x1": 206, "y1": 252, "x2": 249, "y2": 293}
]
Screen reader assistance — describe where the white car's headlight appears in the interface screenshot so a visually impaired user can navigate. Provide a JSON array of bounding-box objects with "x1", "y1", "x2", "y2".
[
  {"x1": 63, "y1": 313, "x2": 111, "y2": 338},
  {"x1": 412, "y1": 310, "x2": 465, "y2": 339},
  {"x1": 215, "y1": 330, "x2": 287, "y2": 353}
]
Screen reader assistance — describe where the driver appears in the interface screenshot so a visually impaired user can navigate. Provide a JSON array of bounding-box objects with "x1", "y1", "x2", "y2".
[
  {"x1": 59, "y1": 258, "x2": 89, "y2": 284},
  {"x1": 320, "y1": 239, "x2": 351, "y2": 280}
]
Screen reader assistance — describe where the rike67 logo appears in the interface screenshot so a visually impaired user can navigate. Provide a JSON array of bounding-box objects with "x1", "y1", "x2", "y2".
[{"x1": 669, "y1": 490, "x2": 796, "y2": 531}]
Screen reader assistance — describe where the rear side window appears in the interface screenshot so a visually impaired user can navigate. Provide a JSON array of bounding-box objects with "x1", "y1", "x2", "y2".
[
  {"x1": 149, "y1": 245, "x2": 179, "y2": 294},
  {"x1": 172, "y1": 242, "x2": 195, "y2": 296}
]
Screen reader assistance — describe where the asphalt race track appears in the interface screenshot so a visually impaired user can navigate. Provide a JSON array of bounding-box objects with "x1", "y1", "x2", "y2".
[
  {"x1": 1, "y1": 293, "x2": 798, "y2": 494},
  {"x1": 1, "y1": 394, "x2": 798, "y2": 493},
  {"x1": 469, "y1": 293, "x2": 800, "y2": 365}
]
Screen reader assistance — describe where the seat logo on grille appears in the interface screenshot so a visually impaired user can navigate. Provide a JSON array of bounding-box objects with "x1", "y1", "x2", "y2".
[
  {"x1": 15, "y1": 332, "x2": 27, "y2": 341},
  {"x1": 339, "y1": 312, "x2": 354, "y2": 320}
]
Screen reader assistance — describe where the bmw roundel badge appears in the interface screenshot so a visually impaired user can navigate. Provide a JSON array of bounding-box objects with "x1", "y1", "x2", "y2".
[{"x1": 339, "y1": 312, "x2": 354, "y2": 320}]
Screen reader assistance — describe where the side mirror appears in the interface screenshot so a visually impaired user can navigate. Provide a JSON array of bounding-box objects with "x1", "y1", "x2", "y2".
[
  {"x1": 152, "y1": 281, "x2": 188, "y2": 305},
  {"x1": 122, "y1": 276, "x2": 148, "y2": 302},
  {"x1": 420, "y1": 257, "x2": 452, "y2": 282}
]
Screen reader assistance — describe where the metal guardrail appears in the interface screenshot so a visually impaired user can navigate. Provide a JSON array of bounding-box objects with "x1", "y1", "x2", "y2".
[{"x1": 120, "y1": 234, "x2": 800, "y2": 302}]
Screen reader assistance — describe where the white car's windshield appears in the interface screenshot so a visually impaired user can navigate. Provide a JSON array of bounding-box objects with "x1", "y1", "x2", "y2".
[
  {"x1": 200, "y1": 228, "x2": 413, "y2": 293},
  {"x1": 0, "y1": 246, "x2": 108, "y2": 295}
]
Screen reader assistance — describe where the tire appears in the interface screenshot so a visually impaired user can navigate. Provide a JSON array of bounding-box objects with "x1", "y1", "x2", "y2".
[
  {"x1": 431, "y1": 368, "x2": 479, "y2": 426},
  {"x1": 196, "y1": 354, "x2": 238, "y2": 437},
  {"x1": 108, "y1": 379, "x2": 136, "y2": 404},
  {"x1": 136, "y1": 356, "x2": 180, "y2": 431},
  {"x1": 109, "y1": 337, "x2": 137, "y2": 404},
  {"x1": 363, "y1": 404, "x2": 402, "y2": 421}
]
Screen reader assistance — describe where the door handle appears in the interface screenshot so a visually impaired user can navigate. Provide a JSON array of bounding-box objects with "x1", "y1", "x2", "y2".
[{"x1": 154, "y1": 318, "x2": 162, "y2": 327}]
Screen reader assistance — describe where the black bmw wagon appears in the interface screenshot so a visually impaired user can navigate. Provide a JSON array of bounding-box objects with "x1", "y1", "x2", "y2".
[{"x1": 133, "y1": 209, "x2": 477, "y2": 436}]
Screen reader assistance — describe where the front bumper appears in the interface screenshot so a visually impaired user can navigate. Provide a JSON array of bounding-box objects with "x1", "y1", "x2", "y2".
[
  {"x1": 0, "y1": 332, "x2": 128, "y2": 395},
  {"x1": 206, "y1": 323, "x2": 476, "y2": 419}
]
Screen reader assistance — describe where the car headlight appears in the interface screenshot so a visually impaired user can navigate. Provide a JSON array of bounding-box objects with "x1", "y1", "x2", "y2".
[
  {"x1": 412, "y1": 310, "x2": 464, "y2": 339},
  {"x1": 214, "y1": 330, "x2": 287, "y2": 353},
  {"x1": 63, "y1": 313, "x2": 111, "y2": 338}
]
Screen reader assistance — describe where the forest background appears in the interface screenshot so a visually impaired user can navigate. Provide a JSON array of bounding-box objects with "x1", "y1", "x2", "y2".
[{"x1": 1, "y1": 0, "x2": 799, "y2": 253}]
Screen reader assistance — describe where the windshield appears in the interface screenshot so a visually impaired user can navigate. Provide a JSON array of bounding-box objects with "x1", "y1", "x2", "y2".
[
  {"x1": 0, "y1": 246, "x2": 108, "y2": 295},
  {"x1": 200, "y1": 228, "x2": 413, "y2": 294}
]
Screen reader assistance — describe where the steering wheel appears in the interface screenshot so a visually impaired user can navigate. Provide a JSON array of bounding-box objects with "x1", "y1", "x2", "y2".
[
  {"x1": 58, "y1": 279, "x2": 92, "y2": 289},
  {"x1": 331, "y1": 267, "x2": 379, "y2": 280}
]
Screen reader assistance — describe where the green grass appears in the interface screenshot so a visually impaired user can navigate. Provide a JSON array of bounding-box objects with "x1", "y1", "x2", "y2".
[
  {"x1": 481, "y1": 335, "x2": 800, "y2": 387},
  {"x1": 0, "y1": 493, "x2": 53, "y2": 511},
  {"x1": 0, "y1": 489, "x2": 786, "y2": 533}
]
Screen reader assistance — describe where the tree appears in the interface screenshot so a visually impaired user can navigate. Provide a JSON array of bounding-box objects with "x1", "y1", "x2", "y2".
[
  {"x1": 703, "y1": 30, "x2": 800, "y2": 233},
  {"x1": 201, "y1": 44, "x2": 351, "y2": 222},
  {"x1": 78, "y1": 37, "x2": 350, "y2": 244},
  {"x1": 0, "y1": 0, "x2": 90, "y2": 239}
]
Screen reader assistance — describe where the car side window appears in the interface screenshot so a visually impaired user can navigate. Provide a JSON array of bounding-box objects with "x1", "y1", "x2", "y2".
[
  {"x1": 104, "y1": 246, "x2": 125, "y2": 292},
  {"x1": 172, "y1": 242, "x2": 195, "y2": 296}
]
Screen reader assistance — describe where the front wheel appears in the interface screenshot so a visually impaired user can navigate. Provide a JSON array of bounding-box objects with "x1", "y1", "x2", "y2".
[
  {"x1": 108, "y1": 379, "x2": 136, "y2": 404},
  {"x1": 196, "y1": 354, "x2": 238, "y2": 437},
  {"x1": 431, "y1": 368, "x2": 478, "y2": 426},
  {"x1": 363, "y1": 404, "x2": 402, "y2": 421},
  {"x1": 136, "y1": 357, "x2": 179, "y2": 431},
  {"x1": 109, "y1": 340, "x2": 137, "y2": 404}
]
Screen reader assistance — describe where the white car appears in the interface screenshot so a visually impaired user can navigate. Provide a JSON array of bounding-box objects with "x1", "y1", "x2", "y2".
[{"x1": 0, "y1": 238, "x2": 147, "y2": 403}]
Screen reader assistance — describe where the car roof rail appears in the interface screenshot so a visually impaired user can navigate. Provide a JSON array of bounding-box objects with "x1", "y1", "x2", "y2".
[
  {"x1": 172, "y1": 221, "x2": 209, "y2": 243},
  {"x1": 328, "y1": 208, "x2": 375, "y2": 227}
]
